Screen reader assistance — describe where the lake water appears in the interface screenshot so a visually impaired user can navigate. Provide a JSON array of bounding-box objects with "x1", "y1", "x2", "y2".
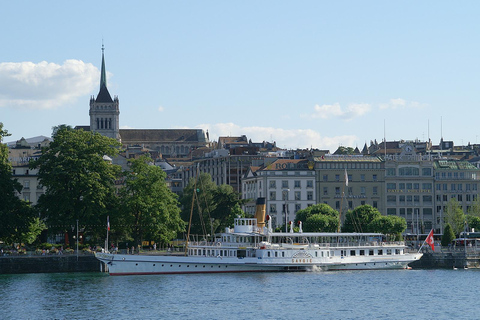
[{"x1": 0, "y1": 269, "x2": 478, "y2": 319}]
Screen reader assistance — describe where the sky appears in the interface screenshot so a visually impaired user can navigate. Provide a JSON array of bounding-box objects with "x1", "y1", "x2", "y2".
[{"x1": 2, "y1": 1, "x2": 480, "y2": 151}]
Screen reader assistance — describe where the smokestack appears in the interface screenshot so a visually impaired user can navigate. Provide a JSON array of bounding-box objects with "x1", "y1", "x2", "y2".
[{"x1": 254, "y1": 197, "x2": 266, "y2": 228}]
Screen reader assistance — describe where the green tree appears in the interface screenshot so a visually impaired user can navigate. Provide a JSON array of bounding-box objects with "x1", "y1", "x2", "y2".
[
  {"x1": 441, "y1": 223, "x2": 456, "y2": 247},
  {"x1": 294, "y1": 204, "x2": 339, "y2": 232},
  {"x1": 0, "y1": 123, "x2": 39, "y2": 244},
  {"x1": 444, "y1": 198, "x2": 465, "y2": 236},
  {"x1": 368, "y1": 215, "x2": 406, "y2": 240},
  {"x1": 466, "y1": 215, "x2": 480, "y2": 232},
  {"x1": 333, "y1": 146, "x2": 355, "y2": 155},
  {"x1": 467, "y1": 196, "x2": 480, "y2": 217},
  {"x1": 30, "y1": 126, "x2": 122, "y2": 244},
  {"x1": 180, "y1": 172, "x2": 245, "y2": 236},
  {"x1": 119, "y1": 155, "x2": 185, "y2": 247},
  {"x1": 342, "y1": 205, "x2": 382, "y2": 233}
]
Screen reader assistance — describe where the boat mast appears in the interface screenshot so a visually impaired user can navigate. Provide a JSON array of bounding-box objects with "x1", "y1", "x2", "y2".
[{"x1": 185, "y1": 164, "x2": 199, "y2": 256}]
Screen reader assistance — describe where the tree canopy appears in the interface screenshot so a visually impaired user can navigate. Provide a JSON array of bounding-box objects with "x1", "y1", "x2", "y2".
[
  {"x1": 294, "y1": 204, "x2": 339, "y2": 232},
  {"x1": 444, "y1": 198, "x2": 466, "y2": 236},
  {"x1": 342, "y1": 205, "x2": 382, "y2": 233},
  {"x1": 368, "y1": 215, "x2": 406, "y2": 240},
  {"x1": 441, "y1": 223, "x2": 455, "y2": 247},
  {"x1": 118, "y1": 155, "x2": 185, "y2": 246},
  {"x1": 180, "y1": 172, "x2": 245, "y2": 237},
  {"x1": 30, "y1": 126, "x2": 122, "y2": 242}
]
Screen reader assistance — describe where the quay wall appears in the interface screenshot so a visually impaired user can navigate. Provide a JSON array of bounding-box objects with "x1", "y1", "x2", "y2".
[
  {"x1": 411, "y1": 251, "x2": 480, "y2": 269},
  {"x1": 0, "y1": 254, "x2": 102, "y2": 274}
]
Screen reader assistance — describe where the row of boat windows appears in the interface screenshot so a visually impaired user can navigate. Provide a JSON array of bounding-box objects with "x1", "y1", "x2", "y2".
[
  {"x1": 190, "y1": 249, "x2": 236, "y2": 257},
  {"x1": 340, "y1": 249, "x2": 402, "y2": 256}
]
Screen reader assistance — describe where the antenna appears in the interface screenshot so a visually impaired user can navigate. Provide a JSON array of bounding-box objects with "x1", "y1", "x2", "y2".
[{"x1": 384, "y1": 119, "x2": 386, "y2": 157}]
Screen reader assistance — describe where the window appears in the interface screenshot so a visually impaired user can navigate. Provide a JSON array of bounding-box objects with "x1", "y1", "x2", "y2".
[
  {"x1": 295, "y1": 191, "x2": 301, "y2": 201},
  {"x1": 348, "y1": 174, "x2": 352, "y2": 182},
  {"x1": 307, "y1": 180, "x2": 313, "y2": 188},
  {"x1": 422, "y1": 168, "x2": 432, "y2": 176},
  {"x1": 269, "y1": 191, "x2": 276, "y2": 200},
  {"x1": 335, "y1": 187, "x2": 340, "y2": 195},
  {"x1": 269, "y1": 181, "x2": 276, "y2": 188},
  {"x1": 294, "y1": 180, "x2": 300, "y2": 188},
  {"x1": 373, "y1": 186, "x2": 378, "y2": 195},
  {"x1": 335, "y1": 201, "x2": 340, "y2": 209},
  {"x1": 323, "y1": 174, "x2": 328, "y2": 182},
  {"x1": 24, "y1": 180, "x2": 30, "y2": 189},
  {"x1": 307, "y1": 191, "x2": 313, "y2": 201},
  {"x1": 360, "y1": 187, "x2": 366, "y2": 195},
  {"x1": 387, "y1": 183, "x2": 396, "y2": 190},
  {"x1": 269, "y1": 204, "x2": 277, "y2": 213},
  {"x1": 282, "y1": 192, "x2": 288, "y2": 201},
  {"x1": 387, "y1": 195, "x2": 396, "y2": 203},
  {"x1": 295, "y1": 204, "x2": 301, "y2": 213},
  {"x1": 373, "y1": 201, "x2": 378, "y2": 208},
  {"x1": 323, "y1": 187, "x2": 328, "y2": 196},
  {"x1": 282, "y1": 180, "x2": 289, "y2": 188},
  {"x1": 361, "y1": 174, "x2": 365, "y2": 181},
  {"x1": 386, "y1": 168, "x2": 395, "y2": 176},
  {"x1": 373, "y1": 174, "x2": 378, "y2": 181},
  {"x1": 422, "y1": 183, "x2": 432, "y2": 190},
  {"x1": 398, "y1": 167, "x2": 419, "y2": 176},
  {"x1": 335, "y1": 174, "x2": 340, "y2": 181}
]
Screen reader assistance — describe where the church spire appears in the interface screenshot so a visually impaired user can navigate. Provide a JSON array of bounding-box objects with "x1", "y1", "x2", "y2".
[
  {"x1": 100, "y1": 43, "x2": 107, "y2": 90},
  {"x1": 95, "y1": 43, "x2": 113, "y2": 103}
]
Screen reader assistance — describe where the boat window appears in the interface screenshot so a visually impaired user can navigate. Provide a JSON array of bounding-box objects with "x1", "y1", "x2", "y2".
[
  {"x1": 387, "y1": 249, "x2": 392, "y2": 255},
  {"x1": 275, "y1": 252, "x2": 278, "y2": 257},
  {"x1": 369, "y1": 250, "x2": 374, "y2": 256},
  {"x1": 315, "y1": 251, "x2": 317, "y2": 257},
  {"x1": 282, "y1": 252, "x2": 285, "y2": 257},
  {"x1": 396, "y1": 249, "x2": 401, "y2": 255},
  {"x1": 268, "y1": 251, "x2": 271, "y2": 257},
  {"x1": 350, "y1": 250, "x2": 356, "y2": 256},
  {"x1": 378, "y1": 249, "x2": 383, "y2": 255},
  {"x1": 359, "y1": 250, "x2": 365, "y2": 256}
]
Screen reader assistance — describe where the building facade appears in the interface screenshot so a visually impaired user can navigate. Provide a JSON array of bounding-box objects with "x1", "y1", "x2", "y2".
[
  {"x1": 242, "y1": 159, "x2": 316, "y2": 229},
  {"x1": 314, "y1": 155, "x2": 385, "y2": 223}
]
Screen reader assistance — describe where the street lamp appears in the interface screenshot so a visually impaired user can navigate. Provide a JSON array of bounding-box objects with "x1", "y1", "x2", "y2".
[{"x1": 283, "y1": 189, "x2": 290, "y2": 233}]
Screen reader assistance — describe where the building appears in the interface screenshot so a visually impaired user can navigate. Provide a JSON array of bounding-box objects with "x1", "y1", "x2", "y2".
[
  {"x1": 242, "y1": 159, "x2": 316, "y2": 229},
  {"x1": 314, "y1": 155, "x2": 385, "y2": 223}
]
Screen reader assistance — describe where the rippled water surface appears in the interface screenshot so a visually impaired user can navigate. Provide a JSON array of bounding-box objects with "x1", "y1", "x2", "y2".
[{"x1": 0, "y1": 269, "x2": 478, "y2": 319}]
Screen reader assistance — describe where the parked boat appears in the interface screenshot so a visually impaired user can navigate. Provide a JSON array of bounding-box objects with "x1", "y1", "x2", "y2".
[{"x1": 96, "y1": 200, "x2": 422, "y2": 275}]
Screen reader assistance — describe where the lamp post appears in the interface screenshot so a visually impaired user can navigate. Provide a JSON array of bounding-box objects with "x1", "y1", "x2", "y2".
[
  {"x1": 76, "y1": 219, "x2": 79, "y2": 261},
  {"x1": 283, "y1": 189, "x2": 290, "y2": 233}
]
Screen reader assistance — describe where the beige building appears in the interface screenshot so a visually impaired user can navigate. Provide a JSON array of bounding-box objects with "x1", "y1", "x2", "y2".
[
  {"x1": 314, "y1": 155, "x2": 385, "y2": 222},
  {"x1": 8, "y1": 144, "x2": 46, "y2": 205}
]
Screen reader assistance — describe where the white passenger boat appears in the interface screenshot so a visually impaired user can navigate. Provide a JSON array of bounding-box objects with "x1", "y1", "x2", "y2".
[{"x1": 96, "y1": 201, "x2": 422, "y2": 275}]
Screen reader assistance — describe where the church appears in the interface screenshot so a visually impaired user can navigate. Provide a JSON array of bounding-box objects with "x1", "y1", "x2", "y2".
[{"x1": 77, "y1": 46, "x2": 210, "y2": 159}]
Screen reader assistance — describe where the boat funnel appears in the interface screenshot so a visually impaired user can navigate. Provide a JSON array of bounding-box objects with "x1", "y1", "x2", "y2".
[{"x1": 254, "y1": 197, "x2": 266, "y2": 228}]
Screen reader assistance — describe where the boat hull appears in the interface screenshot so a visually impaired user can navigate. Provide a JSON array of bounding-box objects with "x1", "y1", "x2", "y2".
[{"x1": 96, "y1": 252, "x2": 421, "y2": 275}]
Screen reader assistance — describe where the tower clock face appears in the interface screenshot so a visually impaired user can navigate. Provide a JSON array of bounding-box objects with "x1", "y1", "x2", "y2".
[{"x1": 405, "y1": 145, "x2": 413, "y2": 153}]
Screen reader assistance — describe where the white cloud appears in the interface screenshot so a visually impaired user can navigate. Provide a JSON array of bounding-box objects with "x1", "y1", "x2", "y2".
[
  {"x1": 309, "y1": 102, "x2": 372, "y2": 120},
  {"x1": 158, "y1": 106, "x2": 165, "y2": 112},
  {"x1": 379, "y1": 98, "x2": 427, "y2": 110},
  {"x1": 192, "y1": 122, "x2": 357, "y2": 151},
  {"x1": 0, "y1": 60, "x2": 99, "y2": 109}
]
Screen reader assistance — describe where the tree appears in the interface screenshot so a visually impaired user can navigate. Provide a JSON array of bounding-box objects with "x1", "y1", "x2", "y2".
[
  {"x1": 180, "y1": 172, "x2": 245, "y2": 236},
  {"x1": 441, "y1": 223, "x2": 455, "y2": 247},
  {"x1": 466, "y1": 215, "x2": 480, "y2": 232},
  {"x1": 342, "y1": 205, "x2": 382, "y2": 233},
  {"x1": 0, "y1": 123, "x2": 39, "y2": 244},
  {"x1": 30, "y1": 126, "x2": 122, "y2": 244},
  {"x1": 294, "y1": 204, "x2": 339, "y2": 232},
  {"x1": 444, "y1": 198, "x2": 465, "y2": 236},
  {"x1": 368, "y1": 215, "x2": 406, "y2": 240},
  {"x1": 467, "y1": 196, "x2": 480, "y2": 217},
  {"x1": 119, "y1": 155, "x2": 185, "y2": 247}
]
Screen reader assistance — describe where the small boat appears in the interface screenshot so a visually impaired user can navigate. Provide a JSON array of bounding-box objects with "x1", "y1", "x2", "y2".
[{"x1": 96, "y1": 200, "x2": 422, "y2": 275}]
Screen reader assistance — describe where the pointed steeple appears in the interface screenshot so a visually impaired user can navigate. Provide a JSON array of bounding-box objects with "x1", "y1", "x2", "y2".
[{"x1": 96, "y1": 44, "x2": 113, "y2": 103}]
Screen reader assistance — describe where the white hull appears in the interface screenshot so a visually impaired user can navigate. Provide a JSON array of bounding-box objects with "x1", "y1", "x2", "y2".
[{"x1": 96, "y1": 251, "x2": 422, "y2": 275}]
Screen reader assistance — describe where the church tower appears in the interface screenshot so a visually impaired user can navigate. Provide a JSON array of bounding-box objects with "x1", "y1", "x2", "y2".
[{"x1": 89, "y1": 45, "x2": 120, "y2": 141}]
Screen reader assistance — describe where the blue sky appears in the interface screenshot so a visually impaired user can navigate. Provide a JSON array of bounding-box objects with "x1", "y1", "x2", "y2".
[{"x1": 2, "y1": 1, "x2": 480, "y2": 151}]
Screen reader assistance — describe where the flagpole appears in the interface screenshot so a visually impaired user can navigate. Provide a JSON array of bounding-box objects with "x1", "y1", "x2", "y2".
[
  {"x1": 106, "y1": 216, "x2": 109, "y2": 253},
  {"x1": 418, "y1": 229, "x2": 434, "y2": 253}
]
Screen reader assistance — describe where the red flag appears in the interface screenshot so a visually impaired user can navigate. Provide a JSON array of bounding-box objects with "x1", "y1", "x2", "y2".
[
  {"x1": 107, "y1": 216, "x2": 110, "y2": 231},
  {"x1": 425, "y1": 229, "x2": 434, "y2": 251}
]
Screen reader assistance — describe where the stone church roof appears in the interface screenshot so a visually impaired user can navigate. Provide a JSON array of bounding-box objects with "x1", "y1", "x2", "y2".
[{"x1": 119, "y1": 129, "x2": 208, "y2": 144}]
